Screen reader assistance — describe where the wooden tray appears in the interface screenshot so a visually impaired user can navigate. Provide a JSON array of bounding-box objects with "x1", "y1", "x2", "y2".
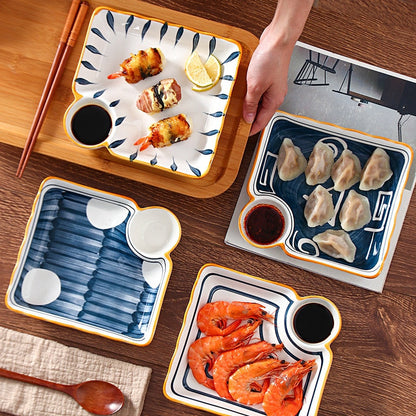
[{"x1": 0, "y1": 0, "x2": 258, "y2": 198}]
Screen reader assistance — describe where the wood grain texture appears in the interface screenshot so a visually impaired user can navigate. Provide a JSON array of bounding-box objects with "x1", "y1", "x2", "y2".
[
  {"x1": 0, "y1": 0, "x2": 258, "y2": 197},
  {"x1": 1, "y1": 1, "x2": 416, "y2": 416}
]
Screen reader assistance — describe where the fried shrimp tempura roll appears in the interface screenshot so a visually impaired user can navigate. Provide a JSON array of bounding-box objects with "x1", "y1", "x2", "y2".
[
  {"x1": 137, "y1": 78, "x2": 182, "y2": 113},
  {"x1": 108, "y1": 47, "x2": 164, "y2": 83},
  {"x1": 135, "y1": 114, "x2": 191, "y2": 150}
]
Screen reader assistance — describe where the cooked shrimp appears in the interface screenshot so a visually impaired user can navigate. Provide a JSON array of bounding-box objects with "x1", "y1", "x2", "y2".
[
  {"x1": 262, "y1": 359, "x2": 315, "y2": 416},
  {"x1": 228, "y1": 358, "x2": 288, "y2": 405},
  {"x1": 187, "y1": 320, "x2": 261, "y2": 390},
  {"x1": 134, "y1": 114, "x2": 191, "y2": 151},
  {"x1": 212, "y1": 341, "x2": 283, "y2": 400},
  {"x1": 108, "y1": 47, "x2": 164, "y2": 83},
  {"x1": 197, "y1": 301, "x2": 274, "y2": 336}
]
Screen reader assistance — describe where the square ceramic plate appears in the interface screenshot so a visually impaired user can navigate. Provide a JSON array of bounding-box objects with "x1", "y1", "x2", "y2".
[
  {"x1": 241, "y1": 112, "x2": 413, "y2": 278},
  {"x1": 6, "y1": 177, "x2": 181, "y2": 346},
  {"x1": 63, "y1": 7, "x2": 241, "y2": 178},
  {"x1": 164, "y1": 264, "x2": 341, "y2": 416}
]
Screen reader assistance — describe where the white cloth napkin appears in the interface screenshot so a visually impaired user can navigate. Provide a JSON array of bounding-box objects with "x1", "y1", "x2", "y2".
[{"x1": 0, "y1": 327, "x2": 152, "y2": 416}]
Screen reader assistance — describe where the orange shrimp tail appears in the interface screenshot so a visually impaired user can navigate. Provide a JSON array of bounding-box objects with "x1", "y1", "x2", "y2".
[
  {"x1": 281, "y1": 384, "x2": 304, "y2": 415},
  {"x1": 140, "y1": 141, "x2": 151, "y2": 151},
  {"x1": 202, "y1": 378, "x2": 215, "y2": 390},
  {"x1": 197, "y1": 301, "x2": 242, "y2": 336},
  {"x1": 206, "y1": 357, "x2": 215, "y2": 373},
  {"x1": 107, "y1": 72, "x2": 123, "y2": 79},
  {"x1": 251, "y1": 376, "x2": 271, "y2": 394},
  {"x1": 211, "y1": 316, "x2": 241, "y2": 335},
  {"x1": 134, "y1": 136, "x2": 151, "y2": 151},
  {"x1": 221, "y1": 319, "x2": 242, "y2": 335},
  {"x1": 222, "y1": 319, "x2": 261, "y2": 349}
]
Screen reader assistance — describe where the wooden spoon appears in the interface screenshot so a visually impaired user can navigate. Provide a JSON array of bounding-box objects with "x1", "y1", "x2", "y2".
[{"x1": 0, "y1": 368, "x2": 124, "y2": 415}]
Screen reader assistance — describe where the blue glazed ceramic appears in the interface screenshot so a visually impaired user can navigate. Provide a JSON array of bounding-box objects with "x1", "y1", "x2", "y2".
[
  {"x1": 6, "y1": 178, "x2": 181, "y2": 345},
  {"x1": 243, "y1": 112, "x2": 413, "y2": 278}
]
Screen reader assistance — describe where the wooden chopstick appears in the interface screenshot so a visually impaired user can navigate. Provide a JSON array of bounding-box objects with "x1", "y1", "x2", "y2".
[{"x1": 16, "y1": 0, "x2": 89, "y2": 177}]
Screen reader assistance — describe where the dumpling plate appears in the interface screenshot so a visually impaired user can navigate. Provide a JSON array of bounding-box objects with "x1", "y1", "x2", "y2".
[{"x1": 244, "y1": 112, "x2": 413, "y2": 278}]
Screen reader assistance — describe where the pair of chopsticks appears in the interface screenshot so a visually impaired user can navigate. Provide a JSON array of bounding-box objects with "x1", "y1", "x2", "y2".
[{"x1": 16, "y1": 0, "x2": 89, "y2": 177}]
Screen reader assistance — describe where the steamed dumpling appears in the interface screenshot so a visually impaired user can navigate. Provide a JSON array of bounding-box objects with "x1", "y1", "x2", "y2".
[
  {"x1": 304, "y1": 185, "x2": 335, "y2": 227},
  {"x1": 359, "y1": 147, "x2": 393, "y2": 191},
  {"x1": 331, "y1": 149, "x2": 362, "y2": 192},
  {"x1": 339, "y1": 190, "x2": 371, "y2": 231},
  {"x1": 313, "y1": 229, "x2": 356, "y2": 263},
  {"x1": 305, "y1": 141, "x2": 334, "y2": 186},
  {"x1": 277, "y1": 138, "x2": 307, "y2": 181}
]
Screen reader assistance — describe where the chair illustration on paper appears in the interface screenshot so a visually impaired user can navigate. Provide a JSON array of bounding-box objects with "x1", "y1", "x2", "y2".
[
  {"x1": 333, "y1": 63, "x2": 416, "y2": 141},
  {"x1": 293, "y1": 50, "x2": 339, "y2": 86}
]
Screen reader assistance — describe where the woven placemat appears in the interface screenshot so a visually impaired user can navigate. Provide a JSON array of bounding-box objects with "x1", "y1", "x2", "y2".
[{"x1": 0, "y1": 327, "x2": 152, "y2": 416}]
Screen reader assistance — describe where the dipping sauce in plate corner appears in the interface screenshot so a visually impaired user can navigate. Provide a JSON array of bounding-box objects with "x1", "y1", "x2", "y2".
[
  {"x1": 71, "y1": 104, "x2": 112, "y2": 146},
  {"x1": 244, "y1": 204, "x2": 285, "y2": 245},
  {"x1": 294, "y1": 303, "x2": 334, "y2": 344}
]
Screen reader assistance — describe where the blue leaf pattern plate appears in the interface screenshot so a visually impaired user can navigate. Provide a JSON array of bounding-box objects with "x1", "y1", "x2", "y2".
[
  {"x1": 63, "y1": 7, "x2": 241, "y2": 178},
  {"x1": 243, "y1": 112, "x2": 413, "y2": 278},
  {"x1": 6, "y1": 177, "x2": 181, "y2": 346}
]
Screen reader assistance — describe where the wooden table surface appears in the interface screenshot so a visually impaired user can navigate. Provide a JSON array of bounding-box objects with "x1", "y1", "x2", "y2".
[{"x1": 1, "y1": 1, "x2": 416, "y2": 415}]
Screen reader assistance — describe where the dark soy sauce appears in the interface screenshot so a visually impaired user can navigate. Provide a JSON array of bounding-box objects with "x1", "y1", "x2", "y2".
[
  {"x1": 71, "y1": 105, "x2": 112, "y2": 145},
  {"x1": 244, "y1": 204, "x2": 284, "y2": 245},
  {"x1": 294, "y1": 303, "x2": 334, "y2": 343}
]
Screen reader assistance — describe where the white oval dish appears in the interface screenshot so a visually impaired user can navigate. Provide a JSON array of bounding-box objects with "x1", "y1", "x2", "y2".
[{"x1": 127, "y1": 207, "x2": 181, "y2": 259}]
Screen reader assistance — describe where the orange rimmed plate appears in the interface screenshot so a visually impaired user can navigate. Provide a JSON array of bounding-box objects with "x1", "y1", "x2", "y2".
[
  {"x1": 63, "y1": 7, "x2": 242, "y2": 179},
  {"x1": 164, "y1": 264, "x2": 341, "y2": 416},
  {"x1": 240, "y1": 112, "x2": 413, "y2": 278}
]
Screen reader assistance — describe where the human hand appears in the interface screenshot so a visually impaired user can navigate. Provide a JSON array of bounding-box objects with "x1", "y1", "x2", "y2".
[
  {"x1": 243, "y1": 27, "x2": 294, "y2": 136},
  {"x1": 243, "y1": 0, "x2": 313, "y2": 136}
]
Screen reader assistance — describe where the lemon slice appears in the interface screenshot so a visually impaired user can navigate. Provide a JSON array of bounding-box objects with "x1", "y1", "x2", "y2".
[
  {"x1": 192, "y1": 84, "x2": 215, "y2": 92},
  {"x1": 204, "y1": 54, "x2": 221, "y2": 87},
  {"x1": 185, "y1": 51, "x2": 213, "y2": 88}
]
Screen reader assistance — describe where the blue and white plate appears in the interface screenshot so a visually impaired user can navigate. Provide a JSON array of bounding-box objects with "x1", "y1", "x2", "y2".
[
  {"x1": 164, "y1": 264, "x2": 341, "y2": 416},
  {"x1": 6, "y1": 177, "x2": 181, "y2": 346},
  {"x1": 241, "y1": 112, "x2": 413, "y2": 278},
  {"x1": 63, "y1": 7, "x2": 241, "y2": 178}
]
